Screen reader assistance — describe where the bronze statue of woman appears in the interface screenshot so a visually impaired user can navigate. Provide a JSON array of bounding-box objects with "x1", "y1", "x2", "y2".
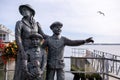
[{"x1": 14, "y1": 4, "x2": 47, "y2": 80}]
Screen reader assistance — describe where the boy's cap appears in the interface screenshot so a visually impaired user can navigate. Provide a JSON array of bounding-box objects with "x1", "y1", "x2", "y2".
[
  {"x1": 50, "y1": 21, "x2": 63, "y2": 29},
  {"x1": 29, "y1": 33, "x2": 43, "y2": 39}
]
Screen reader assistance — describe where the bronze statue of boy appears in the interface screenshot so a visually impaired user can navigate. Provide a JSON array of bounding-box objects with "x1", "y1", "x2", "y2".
[{"x1": 22, "y1": 33, "x2": 46, "y2": 80}]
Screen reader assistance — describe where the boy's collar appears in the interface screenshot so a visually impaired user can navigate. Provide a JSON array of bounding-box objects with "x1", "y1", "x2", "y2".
[
  {"x1": 52, "y1": 34, "x2": 61, "y2": 39},
  {"x1": 32, "y1": 47, "x2": 40, "y2": 52}
]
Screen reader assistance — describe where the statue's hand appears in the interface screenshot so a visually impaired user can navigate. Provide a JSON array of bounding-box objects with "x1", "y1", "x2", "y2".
[
  {"x1": 26, "y1": 72, "x2": 35, "y2": 79},
  {"x1": 40, "y1": 70, "x2": 43, "y2": 75},
  {"x1": 30, "y1": 68, "x2": 41, "y2": 78},
  {"x1": 85, "y1": 37, "x2": 94, "y2": 43},
  {"x1": 21, "y1": 60, "x2": 28, "y2": 71}
]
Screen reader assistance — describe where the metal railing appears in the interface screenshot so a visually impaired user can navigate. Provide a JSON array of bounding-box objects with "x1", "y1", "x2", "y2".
[
  {"x1": 70, "y1": 48, "x2": 120, "y2": 80},
  {"x1": 93, "y1": 50, "x2": 120, "y2": 80}
]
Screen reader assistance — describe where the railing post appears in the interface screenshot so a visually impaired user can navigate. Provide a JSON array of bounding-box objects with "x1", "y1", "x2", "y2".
[
  {"x1": 105, "y1": 58, "x2": 109, "y2": 80},
  {"x1": 4, "y1": 62, "x2": 8, "y2": 80},
  {"x1": 114, "y1": 56, "x2": 117, "y2": 75},
  {"x1": 102, "y1": 52, "x2": 105, "y2": 80},
  {"x1": 112, "y1": 55, "x2": 115, "y2": 73}
]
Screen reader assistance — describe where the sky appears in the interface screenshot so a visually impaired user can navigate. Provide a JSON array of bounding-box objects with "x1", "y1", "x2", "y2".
[{"x1": 0, "y1": 0, "x2": 120, "y2": 43}]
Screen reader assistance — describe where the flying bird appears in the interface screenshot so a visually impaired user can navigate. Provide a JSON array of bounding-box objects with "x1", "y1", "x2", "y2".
[{"x1": 97, "y1": 11, "x2": 105, "y2": 16}]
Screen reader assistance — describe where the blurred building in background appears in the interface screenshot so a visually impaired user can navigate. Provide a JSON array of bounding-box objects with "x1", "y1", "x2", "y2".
[{"x1": 0, "y1": 24, "x2": 14, "y2": 42}]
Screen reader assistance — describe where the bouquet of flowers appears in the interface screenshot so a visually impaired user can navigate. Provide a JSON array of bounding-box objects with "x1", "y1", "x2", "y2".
[{"x1": 0, "y1": 40, "x2": 18, "y2": 64}]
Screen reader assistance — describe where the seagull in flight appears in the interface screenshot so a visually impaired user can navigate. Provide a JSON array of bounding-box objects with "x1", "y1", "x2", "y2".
[{"x1": 97, "y1": 11, "x2": 105, "y2": 16}]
